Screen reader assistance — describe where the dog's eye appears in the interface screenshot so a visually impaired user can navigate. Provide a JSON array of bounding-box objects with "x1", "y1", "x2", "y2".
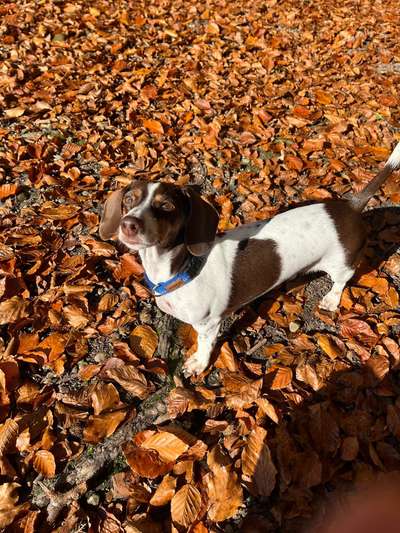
[
  {"x1": 153, "y1": 200, "x2": 175, "y2": 212},
  {"x1": 124, "y1": 190, "x2": 141, "y2": 209},
  {"x1": 160, "y1": 201, "x2": 175, "y2": 211}
]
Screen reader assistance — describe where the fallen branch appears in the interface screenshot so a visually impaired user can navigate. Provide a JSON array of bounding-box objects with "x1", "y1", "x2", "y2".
[{"x1": 32, "y1": 384, "x2": 172, "y2": 523}]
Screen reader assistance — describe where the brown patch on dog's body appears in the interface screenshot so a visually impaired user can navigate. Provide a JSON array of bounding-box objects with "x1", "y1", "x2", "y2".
[
  {"x1": 323, "y1": 200, "x2": 366, "y2": 265},
  {"x1": 226, "y1": 238, "x2": 282, "y2": 314}
]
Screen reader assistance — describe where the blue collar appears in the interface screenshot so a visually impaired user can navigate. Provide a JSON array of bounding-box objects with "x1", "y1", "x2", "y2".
[{"x1": 143, "y1": 255, "x2": 207, "y2": 296}]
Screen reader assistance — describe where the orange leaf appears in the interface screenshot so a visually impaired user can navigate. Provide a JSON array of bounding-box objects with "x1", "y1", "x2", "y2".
[
  {"x1": 105, "y1": 364, "x2": 148, "y2": 399},
  {"x1": 0, "y1": 483, "x2": 30, "y2": 529},
  {"x1": 316, "y1": 334, "x2": 343, "y2": 360},
  {"x1": 5, "y1": 107, "x2": 25, "y2": 117},
  {"x1": 171, "y1": 484, "x2": 202, "y2": 528},
  {"x1": 143, "y1": 119, "x2": 164, "y2": 135},
  {"x1": 0, "y1": 184, "x2": 18, "y2": 199},
  {"x1": 340, "y1": 318, "x2": 378, "y2": 346},
  {"x1": 357, "y1": 273, "x2": 389, "y2": 296},
  {"x1": 40, "y1": 205, "x2": 80, "y2": 220},
  {"x1": 33, "y1": 450, "x2": 56, "y2": 478},
  {"x1": 255, "y1": 398, "x2": 279, "y2": 423},
  {"x1": 129, "y1": 325, "x2": 158, "y2": 359},
  {"x1": 295, "y1": 363, "x2": 321, "y2": 390},
  {"x1": 83, "y1": 410, "x2": 126, "y2": 443},
  {"x1": 206, "y1": 463, "x2": 243, "y2": 522},
  {"x1": 177, "y1": 324, "x2": 197, "y2": 350},
  {"x1": 0, "y1": 419, "x2": 19, "y2": 455},
  {"x1": 302, "y1": 138, "x2": 324, "y2": 152},
  {"x1": 142, "y1": 430, "x2": 189, "y2": 462},
  {"x1": 315, "y1": 90, "x2": 332, "y2": 104},
  {"x1": 285, "y1": 155, "x2": 303, "y2": 171},
  {"x1": 124, "y1": 442, "x2": 173, "y2": 478},
  {"x1": 214, "y1": 342, "x2": 237, "y2": 372},
  {"x1": 150, "y1": 474, "x2": 176, "y2": 506},
  {"x1": 268, "y1": 366, "x2": 292, "y2": 390},
  {"x1": 0, "y1": 297, "x2": 28, "y2": 325},
  {"x1": 91, "y1": 383, "x2": 121, "y2": 415},
  {"x1": 98, "y1": 293, "x2": 119, "y2": 312},
  {"x1": 241, "y1": 426, "x2": 277, "y2": 497}
]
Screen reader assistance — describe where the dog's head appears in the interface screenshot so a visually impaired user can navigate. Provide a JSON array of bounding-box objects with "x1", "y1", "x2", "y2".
[{"x1": 99, "y1": 181, "x2": 219, "y2": 256}]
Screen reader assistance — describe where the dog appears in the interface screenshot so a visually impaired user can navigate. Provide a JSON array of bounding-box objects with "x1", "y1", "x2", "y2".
[{"x1": 99, "y1": 142, "x2": 400, "y2": 377}]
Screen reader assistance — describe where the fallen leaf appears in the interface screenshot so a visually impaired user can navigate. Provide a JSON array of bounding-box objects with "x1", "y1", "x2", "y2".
[
  {"x1": 5, "y1": 107, "x2": 25, "y2": 118},
  {"x1": 143, "y1": 119, "x2": 164, "y2": 135},
  {"x1": 150, "y1": 474, "x2": 176, "y2": 506},
  {"x1": 33, "y1": 450, "x2": 56, "y2": 478},
  {"x1": 0, "y1": 297, "x2": 28, "y2": 325},
  {"x1": 83, "y1": 410, "x2": 126, "y2": 443},
  {"x1": 242, "y1": 426, "x2": 277, "y2": 497},
  {"x1": 129, "y1": 325, "x2": 158, "y2": 359},
  {"x1": 141, "y1": 430, "x2": 189, "y2": 462},
  {"x1": 124, "y1": 442, "x2": 173, "y2": 478},
  {"x1": 171, "y1": 484, "x2": 202, "y2": 528}
]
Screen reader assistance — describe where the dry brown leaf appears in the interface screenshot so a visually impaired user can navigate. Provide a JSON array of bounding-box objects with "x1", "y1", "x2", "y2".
[
  {"x1": 171, "y1": 483, "x2": 201, "y2": 528},
  {"x1": 63, "y1": 305, "x2": 89, "y2": 328},
  {"x1": 357, "y1": 272, "x2": 389, "y2": 296},
  {"x1": 0, "y1": 419, "x2": 19, "y2": 455},
  {"x1": 0, "y1": 297, "x2": 28, "y2": 325},
  {"x1": 267, "y1": 366, "x2": 292, "y2": 390},
  {"x1": 295, "y1": 363, "x2": 321, "y2": 390},
  {"x1": 149, "y1": 474, "x2": 176, "y2": 506},
  {"x1": 5, "y1": 107, "x2": 25, "y2": 117},
  {"x1": 33, "y1": 450, "x2": 56, "y2": 478},
  {"x1": 214, "y1": 342, "x2": 237, "y2": 372},
  {"x1": 141, "y1": 430, "x2": 189, "y2": 462},
  {"x1": 316, "y1": 334, "x2": 343, "y2": 360},
  {"x1": 40, "y1": 205, "x2": 80, "y2": 220},
  {"x1": 98, "y1": 293, "x2": 119, "y2": 312},
  {"x1": 83, "y1": 410, "x2": 126, "y2": 443},
  {"x1": 315, "y1": 90, "x2": 333, "y2": 104},
  {"x1": 124, "y1": 442, "x2": 173, "y2": 478},
  {"x1": 91, "y1": 383, "x2": 121, "y2": 415},
  {"x1": 0, "y1": 483, "x2": 29, "y2": 529},
  {"x1": 242, "y1": 426, "x2": 277, "y2": 497},
  {"x1": 0, "y1": 184, "x2": 18, "y2": 199},
  {"x1": 341, "y1": 436, "x2": 359, "y2": 461},
  {"x1": 105, "y1": 364, "x2": 148, "y2": 399},
  {"x1": 340, "y1": 318, "x2": 378, "y2": 346},
  {"x1": 143, "y1": 119, "x2": 164, "y2": 135},
  {"x1": 112, "y1": 471, "x2": 151, "y2": 502},
  {"x1": 206, "y1": 463, "x2": 243, "y2": 522},
  {"x1": 255, "y1": 398, "x2": 279, "y2": 423},
  {"x1": 177, "y1": 324, "x2": 197, "y2": 349},
  {"x1": 129, "y1": 325, "x2": 158, "y2": 359}
]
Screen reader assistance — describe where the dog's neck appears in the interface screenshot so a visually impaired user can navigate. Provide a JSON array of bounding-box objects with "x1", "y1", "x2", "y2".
[{"x1": 139, "y1": 244, "x2": 189, "y2": 284}]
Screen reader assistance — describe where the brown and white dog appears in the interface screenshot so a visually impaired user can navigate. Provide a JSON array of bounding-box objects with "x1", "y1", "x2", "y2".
[{"x1": 99, "y1": 143, "x2": 400, "y2": 377}]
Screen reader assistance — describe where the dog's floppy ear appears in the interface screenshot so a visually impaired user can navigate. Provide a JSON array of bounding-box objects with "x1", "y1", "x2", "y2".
[
  {"x1": 184, "y1": 187, "x2": 219, "y2": 256},
  {"x1": 99, "y1": 189, "x2": 124, "y2": 240}
]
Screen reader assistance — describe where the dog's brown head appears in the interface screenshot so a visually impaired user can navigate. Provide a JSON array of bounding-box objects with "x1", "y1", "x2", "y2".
[{"x1": 99, "y1": 181, "x2": 219, "y2": 256}]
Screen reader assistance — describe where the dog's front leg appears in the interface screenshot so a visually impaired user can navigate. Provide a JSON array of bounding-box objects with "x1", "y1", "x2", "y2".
[{"x1": 182, "y1": 318, "x2": 221, "y2": 377}]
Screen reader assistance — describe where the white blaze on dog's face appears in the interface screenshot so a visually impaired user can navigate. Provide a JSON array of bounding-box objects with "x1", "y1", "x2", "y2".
[{"x1": 99, "y1": 181, "x2": 219, "y2": 255}]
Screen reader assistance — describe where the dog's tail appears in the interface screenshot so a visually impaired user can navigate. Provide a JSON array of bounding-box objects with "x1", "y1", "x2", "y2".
[{"x1": 349, "y1": 141, "x2": 400, "y2": 212}]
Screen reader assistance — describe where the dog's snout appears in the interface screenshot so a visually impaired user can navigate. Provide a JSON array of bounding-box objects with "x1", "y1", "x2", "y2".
[{"x1": 121, "y1": 216, "x2": 142, "y2": 236}]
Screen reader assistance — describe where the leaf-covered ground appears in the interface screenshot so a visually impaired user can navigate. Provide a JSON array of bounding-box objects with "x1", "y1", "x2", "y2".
[{"x1": 1, "y1": 0, "x2": 400, "y2": 531}]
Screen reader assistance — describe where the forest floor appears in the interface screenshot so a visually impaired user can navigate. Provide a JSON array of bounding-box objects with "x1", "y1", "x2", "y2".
[{"x1": 1, "y1": 0, "x2": 400, "y2": 531}]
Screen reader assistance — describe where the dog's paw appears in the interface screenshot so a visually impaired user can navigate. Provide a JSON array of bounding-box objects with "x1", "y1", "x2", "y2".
[
  {"x1": 319, "y1": 292, "x2": 340, "y2": 312},
  {"x1": 182, "y1": 353, "x2": 209, "y2": 377}
]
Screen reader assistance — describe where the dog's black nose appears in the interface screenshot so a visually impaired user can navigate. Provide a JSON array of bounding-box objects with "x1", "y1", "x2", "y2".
[{"x1": 121, "y1": 216, "x2": 142, "y2": 236}]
